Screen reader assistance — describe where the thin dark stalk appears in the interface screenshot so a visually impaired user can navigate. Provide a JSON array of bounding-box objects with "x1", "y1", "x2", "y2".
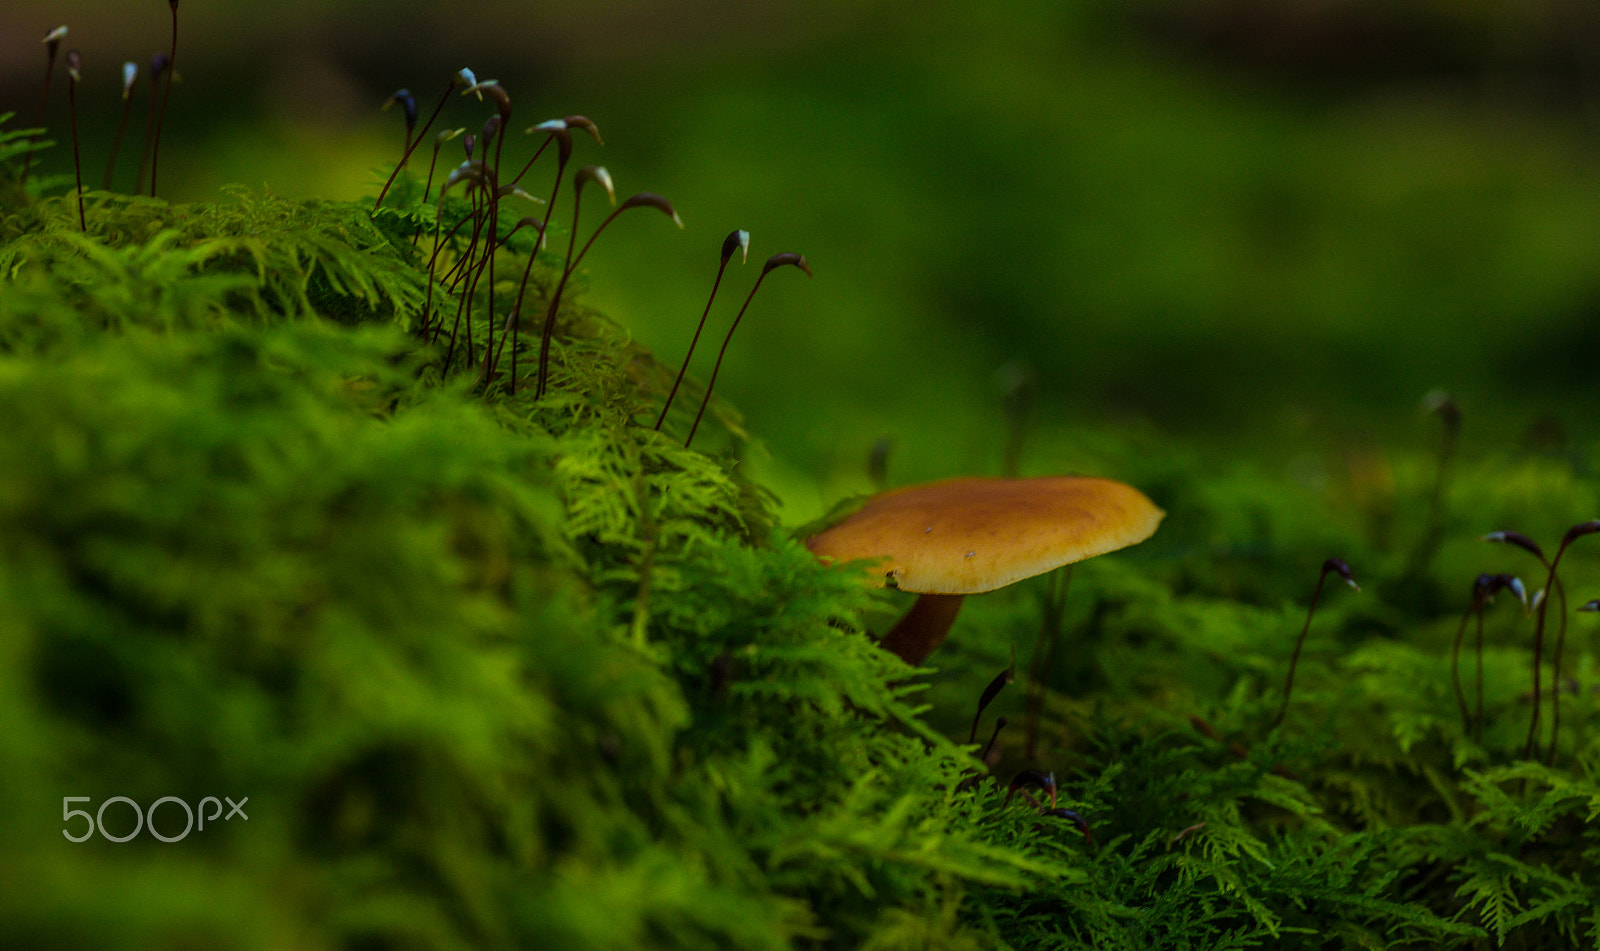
[
  {"x1": 536, "y1": 164, "x2": 624, "y2": 400},
  {"x1": 467, "y1": 115, "x2": 510, "y2": 386},
  {"x1": 1272, "y1": 558, "x2": 1358, "y2": 730},
  {"x1": 437, "y1": 212, "x2": 491, "y2": 289},
  {"x1": 534, "y1": 172, "x2": 593, "y2": 401},
  {"x1": 412, "y1": 130, "x2": 460, "y2": 246},
  {"x1": 150, "y1": 1, "x2": 178, "y2": 198},
  {"x1": 656, "y1": 229, "x2": 748, "y2": 430},
  {"x1": 65, "y1": 51, "x2": 85, "y2": 231},
  {"x1": 483, "y1": 86, "x2": 511, "y2": 194},
  {"x1": 1474, "y1": 608, "x2": 1486, "y2": 743},
  {"x1": 372, "y1": 75, "x2": 459, "y2": 214},
  {"x1": 474, "y1": 188, "x2": 507, "y2": 387},
  {"x1": 443, "y1": 189, "x2": 487, "y2": 375},
  {"x1": 567, "y1": 195, "x2": 677, "y2": 275},
  {"x1": 1405, "y1": 392, "x2": 1460, "y2": 580},
  {"x1": 1518, "y1": 521, "x2": 1599, "y2": 761},
  {"x1": 510, "y1": 131, "x2": 557, "y2": 187},
  {"x1": 424, "y1": 159, "x2": 494, "y2": 342},
  {"x1": 432, "y1": 160, "x2": 486, "y2": 353},
  {"x1": 420, "y1": 212, "x2": 446, "y2": 340},
  {"x1": 422, "y1": 130, "x2": 460, "y2": 204},
  {"x1": 1547, "y1": 577, "x2": 1568, "y2": 765},
  {"x1": 384, "y1": 89, "x2": 417, "y2": 155},
  {"x1": 482, "y1": 206, "x2": 496, "y2": 379},
  {"x1": 491, "y1": 218, "x2": 547, "y2": 394},
  {"x1": 535, "y1": 128, "x2": 573, "y2": 242},
  {"x1": 471, "y1": 201, "x2": 546, "y2": 390},
  {"x1": 980, "y1": 717, "x2": 1007, "y2": 766},
  {"x1": 527, "y1": 132, "x2": 574, "y2": 398},
  {"x1": 428, "y1": 224, "x2": 481, "y2": 340},
  {"x1": 427, "y1": 163, "x2": 481, "y2": 341},
  {"x1": 21, "y1": 26, "x2": 67, "y2": 187},
  {"x1": 1451, "y1": 577, "x2": 1487, "y2": 738},
  {"x1": 1578, "y1": 601, "x2": 1600, "y2": 746},
  {"x1": 533, "y1": 183, "x2": 681, "y2": 399},
  {"x1": 512, "y1": 116, "x2": 599, "y2": 188},
  {"x1": 685, "y1": 252, "x2": 812, "y2": 448},
  {"x1": 1526, "y1": 570, "x2": 1555, "y2": 761},
  {"x1": 103, "y1": 62, "x2": 137, "y2": 189},
  {"x1": 136, "y1": 54, "x2": 169, "y2": 195},
  {"x1": 1451, "y1": 574, "x2": 1521, "y2": 740},
  {"x1": 463, "y1": 190, "x2": 494, "y2": 370},
  {"x1": 421, "y1": 206, "x2": 482, "y2": 339},
  {"x1": 968, "y1": 651, "x2": 1016, "y2": 745},
  {"x1": 1423, "y1": 394, "x2": 1460, "y2": 535}
]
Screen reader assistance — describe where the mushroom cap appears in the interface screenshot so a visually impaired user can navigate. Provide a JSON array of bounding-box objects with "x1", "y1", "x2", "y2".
[{"x1": 804, "y1": 476, "x2": 1164, "y2": 594}]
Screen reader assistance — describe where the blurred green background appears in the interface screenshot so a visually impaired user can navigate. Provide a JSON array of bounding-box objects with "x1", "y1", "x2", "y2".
[{"x1": 7, "y1": 0, "x2": 1600, "y2": 521}]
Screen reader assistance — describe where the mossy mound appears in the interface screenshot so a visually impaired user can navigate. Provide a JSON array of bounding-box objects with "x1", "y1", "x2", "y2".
[{"x1": 0, "y1": 179, "x2": 1046, "y2": 950}]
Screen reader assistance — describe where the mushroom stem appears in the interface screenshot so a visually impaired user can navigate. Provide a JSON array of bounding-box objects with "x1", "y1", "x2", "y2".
[{"x1": 879, "y1": 594, "x2": 966, "y2": 665}]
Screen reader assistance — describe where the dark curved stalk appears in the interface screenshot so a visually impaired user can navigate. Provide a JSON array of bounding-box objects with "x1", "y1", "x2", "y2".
[
  {"x1": 421, "y1": 206, "x2": 481, "y2": 341},
  {"x1": 534, "y1": 168, "x2": 595, "y2": 400},
  {"x1": 657, "y1": 229, "x2": 747, "y2": 430},
  {"x1": 511, "y1": 132, "x2": 557, "y2": 188},
  {"x1": 136, "y1": 54, "x2": 168, "y2": 195},
  {"x1": 1490, "y1": 522, "x2": 1598, "y2": 762},
  {"x1": 1272, "y1": 558, "x2": 1358, "y2": 730},
  {"x1": 1404, "y1": 391, "x2": 1460, "y2": 580},
  {"x1": 102, "y1": 62, "x2": 137, "y2": 189},
  {"x1": 412, "y1": 130, "x2": 460, "y2": 246},
  {"x1": 65, "y1": 51, "x2": 85, "y2": 231},
  {"x1": 491, "y1": 218, "x2": 547, "y2": 394},
  {"x1": 1451, "y1": 574, "x2": 1522, "y2": 741},
  {"x1": 980, "y1": 717, "x2": 1007, "y2": 766},
  {"x1": 685, "y1": 252, "x2": 812, "y2": 449},
  {"x1": 384, "y1": 89, "x2": 416, "y2": 155},
  {"x1": 150, "y1": 1, "x2": 178, "y2": 198},
  {"x1": 969, "y1": 651, "x2": 1016, "y2": 745},
  {"x1": 535, "y1": 183, "x2": 682, "y2": 400},
  {"x1": 372, "y1": 75, "x2": 459, "y2": 214},
  {"x1": 512, "y1": 116, "x2": 599, "y2": 188},
  {"x1": 485, "y1": 86, "x2": 511, "y2": 194},
  {"x1": 442, "y1": 188, "x2": 487, "y2": 375},
  {"x1": 422, "y1": 130, "x2": 459, "y2": 205},
  {"x1": 21, "y1": 26, "x2": 66, "y2": 188},
  {"x1": 473, "y1": 188, "x2": 509, "y2": 387},
  {"x1": 1524, "y1": 522, "x2": 1598, "y2": 760},
  {"x1": 468, "y1": 122, "x2": 503, "y2": 380},
  {"x1": 424, "y1": 160, "x2": 491, "y2": 343},
  {"x1": 1546, "y1": 576, "x2": 1568, "y2": 765}
]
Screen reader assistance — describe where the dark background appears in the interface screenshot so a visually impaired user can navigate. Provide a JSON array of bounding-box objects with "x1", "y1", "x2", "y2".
[{"x1": 7, "y1": 0, "x2": 1600, "y2": 520}]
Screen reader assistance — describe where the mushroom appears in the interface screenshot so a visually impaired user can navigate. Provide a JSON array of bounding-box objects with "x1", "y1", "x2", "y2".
[{"x1": 805, "y1": 476, "x2": 1164, "y2": 665}]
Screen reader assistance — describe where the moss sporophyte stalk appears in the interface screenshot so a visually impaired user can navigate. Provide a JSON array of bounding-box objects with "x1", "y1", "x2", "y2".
[{"x1": 4, "y1": 16, "x2": 1600, "y2": 951}]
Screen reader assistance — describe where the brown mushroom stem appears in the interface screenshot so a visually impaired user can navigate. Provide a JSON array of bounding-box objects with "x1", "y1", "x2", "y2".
[{"x1": 879, "y1": 594, "x2": 965, "y2": 665}]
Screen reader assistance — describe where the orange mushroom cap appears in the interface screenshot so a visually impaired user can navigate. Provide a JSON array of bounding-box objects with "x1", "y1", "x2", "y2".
[{"x1": 805, "y1": 476, "x2": 1164, "y2": 594}]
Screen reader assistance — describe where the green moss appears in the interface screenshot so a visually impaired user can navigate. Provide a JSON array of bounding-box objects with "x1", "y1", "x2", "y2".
[{"x1": 3, "y1": 104, "x2": 1599, "y2": 951}]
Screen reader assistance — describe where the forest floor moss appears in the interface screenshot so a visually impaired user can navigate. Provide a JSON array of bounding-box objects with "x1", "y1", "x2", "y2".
[{"x1": 3, "y1": 106, "x2": 1599, "y2": 950}]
